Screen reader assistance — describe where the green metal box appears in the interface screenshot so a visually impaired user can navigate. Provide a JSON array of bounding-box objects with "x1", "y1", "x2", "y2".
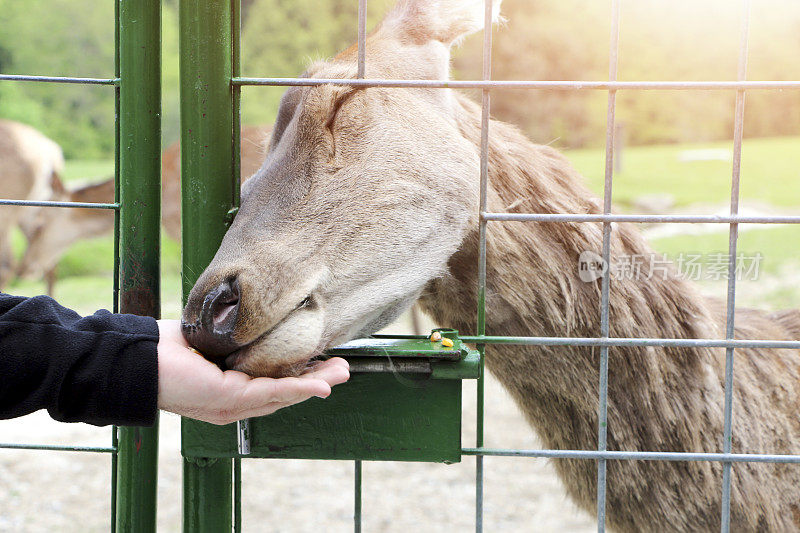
[{"x1": 182, "y1": 330, "x2": 480, "y2": 464}]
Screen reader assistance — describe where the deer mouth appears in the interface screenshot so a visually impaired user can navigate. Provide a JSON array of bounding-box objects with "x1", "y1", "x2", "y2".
[{"x1": 222, "y1": 325, "x2": 327, "y2": 378}]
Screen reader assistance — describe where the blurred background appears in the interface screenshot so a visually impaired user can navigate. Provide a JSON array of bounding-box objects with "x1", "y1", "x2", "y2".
[{"x1": 1, "y1": 0, "x2": 799, "y2": 531}]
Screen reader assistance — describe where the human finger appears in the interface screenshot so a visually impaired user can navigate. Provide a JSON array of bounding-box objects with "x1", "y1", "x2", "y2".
[
  {"x1": 300, "y1": 358, "x2": 350, "y2": 385},
  {"x1": 239, "y1": 376, "x2": 333, "y2": 406}
]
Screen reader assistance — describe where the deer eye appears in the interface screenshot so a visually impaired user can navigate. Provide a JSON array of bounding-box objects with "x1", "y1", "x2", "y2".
[{"x1": 296, "y1": 295, "x2": 313, "y2": 311}]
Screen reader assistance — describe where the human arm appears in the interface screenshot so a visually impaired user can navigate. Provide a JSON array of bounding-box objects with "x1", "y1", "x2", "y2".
[
  {"x1": 0, "y1": 293, "x2": 159, "y2": 425},
  {"x1": 0, "y1": 294, "x2": 349, "y2": 426}
]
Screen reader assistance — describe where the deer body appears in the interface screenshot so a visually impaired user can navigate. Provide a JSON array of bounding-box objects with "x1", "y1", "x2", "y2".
[
  {"x1": 0, "y1": 119, "x2": 65, "y2": 289},
  {"x1": 180, "y1": 1, "x2": 800, "y2": 530},
  {"x1": 419, "y1": 93, "x2": 800, "y2": 531}
]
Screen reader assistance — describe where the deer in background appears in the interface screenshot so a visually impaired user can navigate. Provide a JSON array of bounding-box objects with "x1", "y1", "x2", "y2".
[
  {"x1": 180, "y1": 1, "x2": 800, "y2": 530},
  {"x1": 16, "y1": 176, "x2": 116, "y2": 293},
  {"x1": 10, "y1": 125, "x2": 271, "y2": 294},
  {"x1": 160, "y1": 125, "x2": 270, "y2": 240},
  {"x1": 0, "y1": 119, "x2": 65, "y2": 291}
]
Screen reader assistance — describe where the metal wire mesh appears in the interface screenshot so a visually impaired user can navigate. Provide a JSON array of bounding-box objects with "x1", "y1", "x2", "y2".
[
  {"x1": 0, "y1": 2, "x2": 161, "y2": 530},
  {"x1": 3, "y1": 0, "x2": 779, "y2": 530},
  {"x1": 252, "y1": 0, "x2": 796, "y2": 531},
  {"x1": 0, "y1": 75, "x2": 122, "y2": 533}
]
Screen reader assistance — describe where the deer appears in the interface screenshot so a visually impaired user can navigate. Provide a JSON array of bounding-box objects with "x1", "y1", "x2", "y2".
[
  {"x1": 0, "y1": 119, "x2": 66, "y2": 291},
  {"x1": 160, "y1": 125, "x2": 271, "y2": 241},
  {"x1": 16, "y1": 176, "x2": 116, "y2": 293},
  {"x1": 179, "y1": 1, "x2": 800, "y2": 531},
  {"x1": 13, "y1": 126, "x2": 271, "y2": 294},
  {"x1": 0, "y1": 118, "x2": 117, "y2": 294}
]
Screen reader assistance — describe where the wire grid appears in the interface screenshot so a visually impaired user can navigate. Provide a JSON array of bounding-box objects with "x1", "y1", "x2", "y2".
[
  {"x1": 230, "y1": 0, "x2": 800, "y2": 531},
  {"x1": 0, "y1": 4, "x2": 124, "y2": 530}
]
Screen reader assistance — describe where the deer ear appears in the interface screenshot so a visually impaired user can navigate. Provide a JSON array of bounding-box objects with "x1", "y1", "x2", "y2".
[
  {"x1": 50, "y1": 170, "x2": 67, "y2": 197},
  {"x1": 70, "y1": 177, "x2": 115, "y2": 204},
  {"x1": 383, "y1": 0, "x2": 503, "y2": 47}
]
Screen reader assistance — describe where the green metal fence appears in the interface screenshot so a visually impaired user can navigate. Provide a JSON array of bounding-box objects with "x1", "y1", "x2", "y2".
[
  {"x1": 0, "y1": 1, "x2": 162, "y2": 531},
  {"x1": 6, "y1": 0, "x2": 800, "y2": 531},
  {"x1": 178, "y1": 0, "x2": 800, "y2": 532}
]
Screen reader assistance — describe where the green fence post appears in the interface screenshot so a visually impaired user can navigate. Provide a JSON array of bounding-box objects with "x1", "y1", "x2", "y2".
[
  {"x1": 115, "y1": 0, "x2": 162, "y2": 531},
  {"x1": 179, "y1": 0, "x2": 236, "y2": 530}
]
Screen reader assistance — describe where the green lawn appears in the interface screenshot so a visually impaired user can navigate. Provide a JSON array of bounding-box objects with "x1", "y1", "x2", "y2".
[
  {"x1": 565, "y1": 136, "x2": 800, "y2": 209},
  {"x1": 7, "y1": 136, "x2": 800, "y2": 317},
  {"x1": 60, "y1": 159, "x2": 115, "y2": 184},
  {"x1": 646, "y1": 225, "x2": 800, "y2": 310},
  {"x1": 649, "y1": 224, "x2": 800, "y2": 276}
]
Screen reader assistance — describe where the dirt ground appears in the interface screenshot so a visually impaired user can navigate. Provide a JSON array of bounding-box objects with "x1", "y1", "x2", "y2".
[{"x1": 0, "y1": 312, "x2": 597, "y2": 532}]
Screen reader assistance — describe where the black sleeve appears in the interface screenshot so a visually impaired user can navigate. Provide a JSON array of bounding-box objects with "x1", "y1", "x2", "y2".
[{"x1": 0, "y1": 293, "x2": 159, "y2": 427}]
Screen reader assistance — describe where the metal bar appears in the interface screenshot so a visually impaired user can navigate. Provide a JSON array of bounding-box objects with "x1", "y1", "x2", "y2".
[
  {"x1": 354, "y1": 6, "x2": 367, "y2": 531},
  {"x1": 357, "y1": 0, "x2": 367, "y2": 79},
  {"x1": 237, "y1": 419, "x2": 251, "y2": 455},
  {"x1": 111, "y1": 1, "x2": 122, "y2": 528},
  {"x1": 111, "y1": 426, "x2": 119, "y2": 533},
  {"x1": 232, "y1": 0, "x2": 250, "y2": 481},
  {"x1": 0, "y1": 443, "x2": 116, "y2": 453},
  {"x1": 475, "y1": 1, "x2": 494, "y2": 531},
  {"x1": 460, "y1": 336, "x2": 800, "y2": 350},
  {"x1": 461, "y1": 448, "x2": 800, "y2": 464},
  {"x1": 179, "y1": 0, "x2": 236, "y2": 529},
  {"x1": 183, "y1": 458, "x2": 233, "y2": 532},
  {"x1": 596, "y1": 2, "x2": 621, "y2": 530},
  {"x1": 354, "y1": 460, "x2": 363, "y2": 533},
  {"x1": 233, "y1": 77, "x2": 800, "y2": 90},
  {"x1": 482, "y1": 213, "x2": 800, "y2": 224},
  {"x1": 234, "y1": 458, "x2": 242, "y2": 533},
  {"x1": 0, "y1": 74, "x2": 119, "y2": 85},
  {"x1": 721, "y1": 2, "x2": 751, "y2": 531},
  {"x1": 0, "y1": 199, "x2": 119, "y2": 209},
  {"x1": 231, "y1": 0, "x2": 242, "y2": 211},
  {"x1": 115, "y1": 0, "x2": 162, "y2": 531}
]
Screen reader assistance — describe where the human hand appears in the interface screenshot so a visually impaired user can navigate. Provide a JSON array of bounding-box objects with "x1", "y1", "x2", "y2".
[{"x1": 155, "y1": 320, "x2": 349, "y2": 424}]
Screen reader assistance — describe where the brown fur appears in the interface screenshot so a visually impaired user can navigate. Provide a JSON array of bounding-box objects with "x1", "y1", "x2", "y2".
[
  {"x1": 420, "y1": 92, "x2": 800, "y2": 531},
  {"x1": 183, "y1": 1, "x2": 800, "y2": 529},
  {"x1": 161, "y1": 125, "x2": 270, "y2": 240},
  {"x1": 0, "y1": 119, "x2": 64, "y2": 289}
]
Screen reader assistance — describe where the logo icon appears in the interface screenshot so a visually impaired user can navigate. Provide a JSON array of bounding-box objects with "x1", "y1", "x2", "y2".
[{"x1": 578, "y1": 251, "x2": 607, "y2": 283}]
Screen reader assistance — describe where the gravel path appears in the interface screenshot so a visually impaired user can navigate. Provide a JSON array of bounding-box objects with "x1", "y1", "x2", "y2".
[{"x1": 0, "y1": 376, "x2": 595, "y2": 532}]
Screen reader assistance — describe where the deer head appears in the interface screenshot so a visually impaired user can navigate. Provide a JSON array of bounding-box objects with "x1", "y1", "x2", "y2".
[{"x1": 182, "y1": 0, "x2": 502, "y2": 377}]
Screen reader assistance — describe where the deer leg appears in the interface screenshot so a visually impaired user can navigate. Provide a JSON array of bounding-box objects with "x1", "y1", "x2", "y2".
[
  {"x1": 0, "y1": 231, "x2": 16, "y2": 290},
  {"x1": 45, "y1": 266, "x2": 57, "y2": 297}
]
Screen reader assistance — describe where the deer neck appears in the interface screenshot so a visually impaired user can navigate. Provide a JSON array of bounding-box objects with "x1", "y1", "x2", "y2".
[{"x1": 418, "y1": 92, "x2": 720, "y2": 446}]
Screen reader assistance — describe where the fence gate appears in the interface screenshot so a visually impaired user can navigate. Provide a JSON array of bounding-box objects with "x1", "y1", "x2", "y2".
[
  {"x1": 0, "y1": 0, "x2": 162, "y2": 531},
  {"x1": 177, "y1": 0, "x2": 800, "y2": 532}
]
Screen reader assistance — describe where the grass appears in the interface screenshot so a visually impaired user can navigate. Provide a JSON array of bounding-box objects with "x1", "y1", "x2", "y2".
[
  {"x1": 565, "y1": 136, "x2": 800, "y2": 209},
  {"x1": 649, "y1": 224, "x2": 800, "y2": 276},
  {"x1": 646, "y1": 225, "x2": 800, "y2": 310},
  {"x1": 6, "y1": 136, "x2": 800, "y2": 316},
  {"x1": 60, "y1": 159, "x2": 115, "y2": 184}
]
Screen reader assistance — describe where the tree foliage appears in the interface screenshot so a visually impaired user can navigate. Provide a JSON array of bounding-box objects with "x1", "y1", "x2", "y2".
[{"x1": 0, "y1": 0, "x2": 798, "y2": 159}]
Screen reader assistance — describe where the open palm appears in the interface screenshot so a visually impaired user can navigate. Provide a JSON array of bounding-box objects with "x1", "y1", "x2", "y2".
[{"x1": 156, "y1": 320, "x2": 349, "y2": 424}]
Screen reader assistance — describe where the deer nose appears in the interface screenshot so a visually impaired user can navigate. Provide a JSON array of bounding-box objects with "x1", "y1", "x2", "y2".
[{"x1": 181, "y1": 277, "x2": 242, "y2": 359}]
